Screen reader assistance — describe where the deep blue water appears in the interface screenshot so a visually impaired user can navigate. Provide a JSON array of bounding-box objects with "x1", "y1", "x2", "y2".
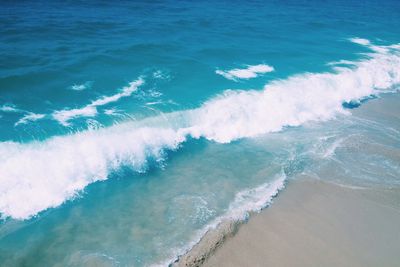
[{"x1": 1, "y1": 1, "x2": 400, "y2": 266}]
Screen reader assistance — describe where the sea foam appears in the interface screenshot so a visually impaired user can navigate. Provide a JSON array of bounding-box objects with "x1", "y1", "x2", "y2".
[
  {"x1": 0, "y1": 40, "x2": 399, "y2": 220},
  {"x1": 188, "y1": 42, "x2": 400, "y2": 143},
  {"x1": 216, "y1": 64, "x2": 274, "y2": 81},
  {"x1": 0, "y1": 104, "x2": 20, "y2": 113},
  {"x1": 69, "y1": 81, "x2": 93, "y2": 91},
  {"x1": 0, "y1": 126, "x2": 185, "y2": 220},
  {"x1": 156, "y1": 174, "x2": 286, "y2": 267},
  {"x1": 53, "y1": 78, "x2": 144, "y2": 126},
  {"x1": 15, "y1": 113, "x2": 46, "y2": 126}
]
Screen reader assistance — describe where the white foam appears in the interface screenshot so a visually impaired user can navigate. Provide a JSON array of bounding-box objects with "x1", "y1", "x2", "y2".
[
  {"x1": 153, "y1": 70, "x2": 170, "y2": 80},
  {"x1": 216, "y1": 64, "x2": 274, "y2": 81},
  {"x1": 0, "y1": 105, "x2": 46, "y2": 126},
  {"x1": 15, "y1": 113, "x2": 45, "y2": 126},
  {"x1": 53, "y1": 78, "x2": 143, "y2": 126},
  {"x1": 154, "y1": 174, "x2": 286, "y2": 267},
  {"x1": 0, "y1": 104, "x2": 21, "y2": 113},
  {"x1": 1, "y1": 39, "x2": 400, "y2": 220},
  {"x1": 349, "y1": 37, "x2": 371, "y2": 46},
  {"x1": 104, "y1": 108, "x2": 123, "y2": 116},
  {"x1": 69, "y1": 81, "x2": 93, "y2": 91},
  {"x1": 53, "y1": 106, "x2": 98, "y2": 126},
  {"x1": 349, "y1": 37, "x2": 391, "y2": 53},
  {"x1": 225, "y1": 174, "x2": 286, "y2": 219},
  {"x1": 90, "y1": 79, "x2": 142, "y2": 106},
  {"x1": 327, "y1": 59, "x2": 357, "y2": 66},
  {"x1": 0, "y1": 126, "x2": 186, "y2": 219},
  {"x1": 85, "y1": 119, "x2": 103, "y2": 130},
  {"x1": 188, "y1": 42, "x2": 400, "y2": 143},
  {"x1": 147, "y1": 89, "x2": 163, "y2": 98}
]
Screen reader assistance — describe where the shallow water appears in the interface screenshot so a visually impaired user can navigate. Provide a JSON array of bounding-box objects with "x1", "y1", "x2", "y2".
[{"x1": 1, "y1": 1, "x2": 400, "y2": 266}]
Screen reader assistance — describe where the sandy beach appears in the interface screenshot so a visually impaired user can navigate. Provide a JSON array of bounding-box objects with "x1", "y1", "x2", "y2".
[
  {"x1": 175, "y1": 177, "x2": 400, "y2": 267},
  {"x1": 173, "y1": 93, "x2": 400, "y2": 267}
]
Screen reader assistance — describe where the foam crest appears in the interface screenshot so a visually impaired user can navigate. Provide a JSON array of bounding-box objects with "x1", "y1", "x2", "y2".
[
  {"x1": 0, "y1": 104, "x2": 46, "y2": 126},
  {"x1": 188, "y1": 42, "x2": 400, "y2": 143},
  {"x1": 53, "y1": 106, "x2": 98, "y2": 126},
  {"x1": 349, "y1": 37, "x2": 397, "y2": 53},
  {"x1": 0, "y1": 126, "x2": 185, "y2": 219},
  {"x1": 349, "y1": 37, "x2": 371, "y2": 46},
  {"x1": 15, "y1": 113, "x2": 45, "y2": 126},
  {"x1": 216, "y1": 64, "x2": 274, "y2": 81},
  {"x1": 53, "y1": 78, "x2": 144, "y2": 126},
  {"x1": 0, "y1": 104, "x2": 20, "y2": 113},
  {"x1": 69, "y1": 81, "x2": 93, "y2": 91},
  {"x1": 327, "y1": 59, "x2": 356, "y2": 66}
]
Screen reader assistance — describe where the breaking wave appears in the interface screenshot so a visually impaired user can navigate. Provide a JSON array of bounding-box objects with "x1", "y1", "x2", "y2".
[{"x1": 1, "y1": 39, "x2": 399, "y2": 220}]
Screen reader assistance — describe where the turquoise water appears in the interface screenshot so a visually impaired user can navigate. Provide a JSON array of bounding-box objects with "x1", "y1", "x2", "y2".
[{"x1": 1, "y1": 1, "x2": 400, "y2": 266}]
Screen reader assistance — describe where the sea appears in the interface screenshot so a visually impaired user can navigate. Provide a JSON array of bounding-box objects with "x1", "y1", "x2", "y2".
[{"x1": 0, "y1": 0, "x2": 399, "y2": 266}]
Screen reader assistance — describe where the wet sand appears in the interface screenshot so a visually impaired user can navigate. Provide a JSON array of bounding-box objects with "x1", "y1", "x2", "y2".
[
  {"x1": 173, "y1": 178, "x2": 400, "y2": 267},
  {"x1": 200, "y1": 178, "x2": 400, "y2": 267}
]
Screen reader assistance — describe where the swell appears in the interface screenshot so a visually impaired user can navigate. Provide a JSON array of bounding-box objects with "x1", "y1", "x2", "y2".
[{"x1": 0, "y1": 39, "x2": 400, "y2": 220}]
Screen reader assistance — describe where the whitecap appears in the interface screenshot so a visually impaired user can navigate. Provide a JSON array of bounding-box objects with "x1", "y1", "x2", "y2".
[
  {"x1": 14, "y1": 113, "x2": 46, "y2": 126},
  {"x1": 0, "y1": 104, "x2": 21, "y2": 113},
  {"x1": 216, "y1": 64, "x2": 274, "y2": 81},
  {"x1": 53, "y1": 78, "x2": 144, "y2": 126},
  {"x1": 69, "y1": 81, "x2": 93, "y2": 91}
]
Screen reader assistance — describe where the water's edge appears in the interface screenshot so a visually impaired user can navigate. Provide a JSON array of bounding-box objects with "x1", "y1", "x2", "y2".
[
  {"x1": 170, "y1": 179, "x2": 286, "y2": 267},
  {"x1": 171, "y1": 218, "x2": 241, "y2": 267}
]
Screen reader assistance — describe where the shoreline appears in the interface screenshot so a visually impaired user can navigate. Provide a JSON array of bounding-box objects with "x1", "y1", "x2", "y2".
[
  {"x1": 173, "y1": 177, "x2": 400, "y2": 267},
  {"x1": 170, "y1": 176, "x2": 286, "y2": 267},
  {"x1": 173, "y1": 93, "x2": 400, "y2": 267}
]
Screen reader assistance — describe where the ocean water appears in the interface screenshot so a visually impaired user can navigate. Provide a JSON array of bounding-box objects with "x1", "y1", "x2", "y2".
[{"x1": 1, "y1": 0, "x2": 400, "y2": 266}]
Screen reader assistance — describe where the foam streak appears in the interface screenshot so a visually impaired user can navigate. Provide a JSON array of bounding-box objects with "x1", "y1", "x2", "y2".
[
  {"x1": 216, "y1": 64, "x2": 274, "y2": 81},
  {"x1": 53, "y1": 78, "x2": 144, "y2": 126}
]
